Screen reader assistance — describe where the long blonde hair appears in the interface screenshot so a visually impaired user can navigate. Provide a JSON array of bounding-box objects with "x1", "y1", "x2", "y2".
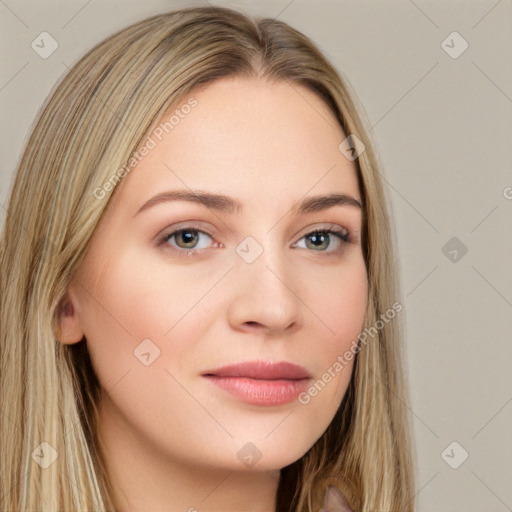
[{"x1": 0, "y1": 6, "x2": 415, "y2": 511}]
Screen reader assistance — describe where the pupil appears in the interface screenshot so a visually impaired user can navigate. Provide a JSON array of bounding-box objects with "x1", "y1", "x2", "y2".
[
  {"x1": 309, "y1": 233, "x2": 328, "y2": 249},
  {"x1": 179, "y1": 230, "x2": 197, "y2": 247}
]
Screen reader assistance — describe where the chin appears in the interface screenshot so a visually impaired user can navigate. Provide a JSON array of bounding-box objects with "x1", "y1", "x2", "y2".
[{"x1": 226, "y1": 435, "x2": 320, "y2": 473}]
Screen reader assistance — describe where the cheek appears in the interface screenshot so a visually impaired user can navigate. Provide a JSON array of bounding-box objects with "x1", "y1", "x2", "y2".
[
  {"x1": 79, "y1": 241, "x2": 207, "y2": 335},
  {"x1": 75, "y1": 245, "x2": 222, "y2": 385},
  {"x1": 298, "y1": 257, "x2": 367, "y2": 398},
  {"x1": 305, "y1": 257, "x2": 368, "y2": 350}
]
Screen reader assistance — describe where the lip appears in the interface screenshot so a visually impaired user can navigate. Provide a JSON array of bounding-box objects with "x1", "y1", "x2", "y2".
[{"x1": 202, "y1": 361, "x2": 312, "y2": 406}]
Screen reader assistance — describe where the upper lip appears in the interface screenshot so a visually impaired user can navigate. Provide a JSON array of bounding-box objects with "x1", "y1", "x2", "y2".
[{"x1": 202, "y1": 360, "x2": 312, "y2": 380}]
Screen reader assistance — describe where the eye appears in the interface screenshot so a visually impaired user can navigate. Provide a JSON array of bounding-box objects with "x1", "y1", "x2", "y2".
[
  {"x1": 158, "y1": 223, "x2": 351, "y2": 257},
  {"x1": 293, "y1": 226, "x2": 349, "y2": 252},
  {"x1": 161, "y1": 228, "x2": 219, "y2": 256}
]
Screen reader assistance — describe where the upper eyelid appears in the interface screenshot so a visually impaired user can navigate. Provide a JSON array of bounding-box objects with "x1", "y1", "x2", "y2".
[
  {"x1": 159, "y1": 221, "x2": 215, "y2": 238},
  {"x1": 303, "y1": 222, "x2": 348, "y2": 234}
]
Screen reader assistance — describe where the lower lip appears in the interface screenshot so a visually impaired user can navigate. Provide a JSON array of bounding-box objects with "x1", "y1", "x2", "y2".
[{"x1": 203, "y1": 376, "x2": 310, "y2": 406}]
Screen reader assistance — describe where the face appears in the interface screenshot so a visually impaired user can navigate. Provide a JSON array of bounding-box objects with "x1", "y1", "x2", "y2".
[{"x1": 62, "y1": 77, "x2": 367, "y2": 472}]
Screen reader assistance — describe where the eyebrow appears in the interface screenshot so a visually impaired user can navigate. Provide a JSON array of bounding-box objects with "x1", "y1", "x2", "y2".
[{"x1": 134, "y1": 190, "x2": 362, "y2": 217}]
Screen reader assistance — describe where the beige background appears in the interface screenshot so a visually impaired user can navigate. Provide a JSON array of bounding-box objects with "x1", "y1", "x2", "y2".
[{"x1": 1, "y1": 1, "x2": 511, "y2": 510}]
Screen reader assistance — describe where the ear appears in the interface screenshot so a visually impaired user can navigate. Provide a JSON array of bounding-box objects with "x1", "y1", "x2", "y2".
[
  {"x1": 320, "y1": 485, "x2": 353, "y2": 512},
  {"x1": 54, "y1": 288, "x2": 84, "y2": 344}
]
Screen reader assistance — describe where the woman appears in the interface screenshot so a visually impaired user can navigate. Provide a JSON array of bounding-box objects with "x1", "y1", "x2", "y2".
[{"x1": 0, "y1": 6, "x2": 415, "y2": 511}]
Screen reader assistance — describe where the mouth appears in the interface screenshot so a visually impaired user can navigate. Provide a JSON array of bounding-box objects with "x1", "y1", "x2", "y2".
[{"x1": 202, "y1": 360, "x2": 312, "y2": 406}]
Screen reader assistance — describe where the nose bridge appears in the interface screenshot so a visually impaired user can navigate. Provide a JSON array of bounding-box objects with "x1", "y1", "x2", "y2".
[{"x1": 237, "y1": 231, "x2": 292, "y2": 289}]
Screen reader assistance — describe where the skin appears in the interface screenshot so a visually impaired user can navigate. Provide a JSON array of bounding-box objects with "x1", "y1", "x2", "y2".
[{"x1": 57, "y1": 76, "x2": 368, "y2": 512}]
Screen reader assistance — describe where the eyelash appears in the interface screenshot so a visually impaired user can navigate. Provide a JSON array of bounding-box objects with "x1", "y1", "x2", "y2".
[{"x1": 159, "y1": 224, "x2": 350, "y2": 258}]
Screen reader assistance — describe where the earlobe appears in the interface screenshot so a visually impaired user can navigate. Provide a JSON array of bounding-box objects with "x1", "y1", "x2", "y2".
[{"x1": 54, "y1": 290, "x2": 84, "y2": 344}]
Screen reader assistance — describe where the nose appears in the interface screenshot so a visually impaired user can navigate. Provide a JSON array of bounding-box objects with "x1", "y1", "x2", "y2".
[{"x1": 226, "y1": 250, "x2": 303, "y2": 336}]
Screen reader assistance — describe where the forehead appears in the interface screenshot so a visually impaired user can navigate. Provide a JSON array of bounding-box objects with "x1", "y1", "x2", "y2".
[{"x1": 113, "y1": 77, "x2": 361, "y2": 212}]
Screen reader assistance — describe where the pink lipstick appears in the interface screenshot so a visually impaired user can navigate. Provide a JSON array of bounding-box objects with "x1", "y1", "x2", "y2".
[{"x1": 202, "y1": 360, "x2": 312, "y2": 406}]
